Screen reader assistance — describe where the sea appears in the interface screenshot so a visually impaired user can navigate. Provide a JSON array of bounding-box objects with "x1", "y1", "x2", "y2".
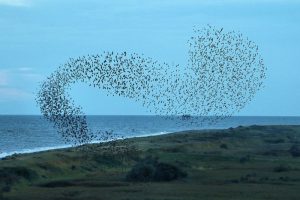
[{"x1": 0, "y1": 115, "x2": 300, "y2": 158}]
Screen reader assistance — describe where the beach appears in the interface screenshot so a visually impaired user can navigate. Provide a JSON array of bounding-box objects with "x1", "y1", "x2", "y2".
[{"x1": 1, "y1": 125, "x2": 300, "y2": 200}]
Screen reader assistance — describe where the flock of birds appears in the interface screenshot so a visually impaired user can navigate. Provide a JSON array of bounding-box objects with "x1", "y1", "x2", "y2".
[{"x1": 36, "y1": 25, "x2": 266, "y2": 145}]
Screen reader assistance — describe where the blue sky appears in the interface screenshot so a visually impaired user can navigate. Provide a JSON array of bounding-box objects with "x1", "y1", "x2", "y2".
[{"x1": 0, "y1": 0, "x2": 299, "y2": 116}]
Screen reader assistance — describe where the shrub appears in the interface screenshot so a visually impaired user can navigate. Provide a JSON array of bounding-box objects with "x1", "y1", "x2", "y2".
[
  {"x1": 71, "y1": 165, "x2": 76, "y2": 170},
  {"x1": 273, "y1": 165, "x2": 291, "y2": 172},
  {"x1": 262, "y1": 150, "x2": 278, "y2": 156},
  {"x1": 126, "y1": 156, "x2": 187, "y2": 182},
  {"x1": 289, "y1": 145, "x2": 300, "y2": 157},
  {"x1": 239, "y1": 155, "x2": 250, "y2": 164},
  {"x1": 0, "y1": 167, "x2": 37, "y2": 185},
  {"x1": 1, "y1": 185, "x2": 11, "y2": 193},
  {"x1": 39, "y1": 180, "x2": 75, "y2": 188},
  {"x1": 93, "y1": 154, "x2": 122, "y2": 166},
  {"x1": 240, "y1": 173, "x2": 257, "y2": 183},
  {"x1": 126, "y1": 162, "x2": 155, "y2": 182},
  {"x1": 279, "y1": 176, "x2": 290, "y2": 181},
  {"x1": 153, "y1": 162, "x2": 187, "y2": 181},
  {"x1": 229, "y1": 179, "x2": 239, "y2": 183},
  {"x1": 259, "y1": 176, "x2": 269, "y2": 182},
  {"x1": 220, "y1": 144, "x2": 228, "y2": 149},
  {"x1": 264, "y1": 138, "x2": 285, "y2": 144}
]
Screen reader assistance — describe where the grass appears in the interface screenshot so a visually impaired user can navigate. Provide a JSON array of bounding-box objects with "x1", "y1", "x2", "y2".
[{"x1": 0, "y1": 125, "x2": 300, "y2": 200}]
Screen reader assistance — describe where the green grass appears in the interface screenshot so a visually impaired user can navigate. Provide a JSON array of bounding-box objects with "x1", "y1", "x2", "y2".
[{"x1": 1, "y1": 125, "x2": 300, "y2": 200}]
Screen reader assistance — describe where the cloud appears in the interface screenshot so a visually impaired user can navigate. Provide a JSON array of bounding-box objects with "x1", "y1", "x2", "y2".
[
  {"x1": 0, "y1": 0, "x2": 297, "y2": 8},
  {"x1": 0, "y1": 67, "x2": 43, "y2": 101},
  {"x1": 15, "y1": 67, "x2": 44, "y2": 81},
  {"x1": 18, "y1": 67, "x2": 33, "y2": 72},
  {"x1": 0, "y1": 87, "x2": 33, "y2": 101},
  {"x1": 21, "y1": 72, "x2": 44, "y2": 81},
  {"x1": 0, "y1": 67, "x2": 43, "y2": 82},
  {"x1": 0, "y1": 0, "x2": 31, "y2": 7},
  {"x1": 137, "y1": 0, "x2": 300, "y2": 7},
  {"x1": 0, "y1": 70, "x2": 9, "y2": 86},
  {"x1": 182, "y1": 0, "x2": 299, "y2": 4}
]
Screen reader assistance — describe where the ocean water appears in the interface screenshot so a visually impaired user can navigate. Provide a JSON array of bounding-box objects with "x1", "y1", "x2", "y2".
[{"x1": 0, "y1": 115, "x2": 299, "y2": 158}]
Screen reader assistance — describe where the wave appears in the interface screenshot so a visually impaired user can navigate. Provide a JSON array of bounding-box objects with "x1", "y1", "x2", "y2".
[
  {"x1": 0, "y1": 144, "x2": 72, "y2": 159},
  {"x1": 0, "y1": 131, "x2": 170, "y2": 159}
]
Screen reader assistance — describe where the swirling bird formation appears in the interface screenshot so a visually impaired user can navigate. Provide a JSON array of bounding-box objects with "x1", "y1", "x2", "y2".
[{"x1": 36, "y1": 25, "x2": 266, "y2": 145}]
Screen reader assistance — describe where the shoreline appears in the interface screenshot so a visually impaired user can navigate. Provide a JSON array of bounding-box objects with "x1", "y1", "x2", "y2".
[
  {"x1": 0, "y1": 131, "x2": 171, "y2": 159},
  {"x1": 1, "y1": 123, "x2": 300, "y2": 159}
]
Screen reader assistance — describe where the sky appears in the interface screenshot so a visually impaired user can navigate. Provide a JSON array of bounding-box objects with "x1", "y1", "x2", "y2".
[{"x1": 0, "y1": 0, "x2": 299, "y2": 116}]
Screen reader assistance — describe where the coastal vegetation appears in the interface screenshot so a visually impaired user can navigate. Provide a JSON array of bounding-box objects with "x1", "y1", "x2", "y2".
[{"x1": 1, "y1": 125, "x2": 300, "y2": 200}]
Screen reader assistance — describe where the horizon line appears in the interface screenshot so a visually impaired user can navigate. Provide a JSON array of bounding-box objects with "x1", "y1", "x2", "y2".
[{"x1": 0, "y1": 114, "x2": 300, "y2": 117}]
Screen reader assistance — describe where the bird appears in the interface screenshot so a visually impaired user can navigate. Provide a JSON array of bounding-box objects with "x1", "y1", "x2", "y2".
[{"x1": 36, "y1": 25, "x2": 266, "y2": 148}]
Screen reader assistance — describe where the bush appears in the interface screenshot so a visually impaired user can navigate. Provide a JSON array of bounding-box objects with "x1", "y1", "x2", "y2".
[
  {"x1": 239, "y1": 155, "x2": 250, "y2": 164},
  {"x1": 220, "y1": 144, "x2": 228, "y2": 149},
  {"x1": 0, "y1": 167, "x2": 37, "y2": 185},
  {"x1": 262, "y1": 150, "x2": 278, "y2": 156},
  {"x1": 126, "y1": 156, "x2": 187, "y2": 182},
  {"x1": 71, "y1": 165, "x2": 76, "y2": 170},
  {"x1": 1, "y1": 185, "x2": 11, "y2": 193},
  {"x1": 264, "y1": 138, "x2": 285, "y2": 144},
  {"x1": 93, "y1": 154, "x2": 122, "y2": 166},
  {"x1": 289, "y1": 145, "x2": 300, "y2": 157},
  {"x1": 273, "y1": 165, "x2": 291, "y2": 172},
  {"x1": 153, "y1": 162, "x2": 187, "y2": 181}
]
